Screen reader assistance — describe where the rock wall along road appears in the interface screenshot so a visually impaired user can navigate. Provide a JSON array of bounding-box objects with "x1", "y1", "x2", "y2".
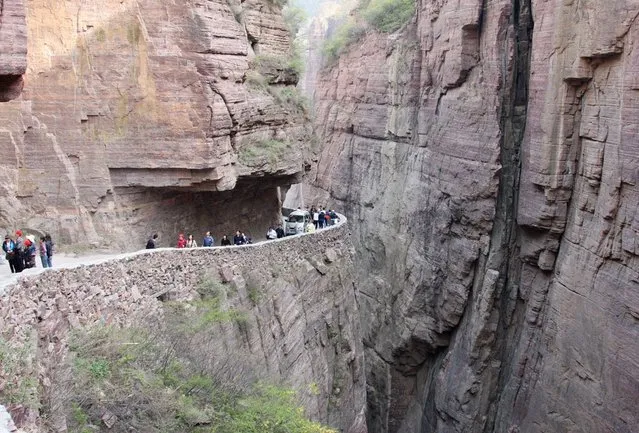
[{"x1": 0, "y1": 215, "x2": 367, "y2": 432}]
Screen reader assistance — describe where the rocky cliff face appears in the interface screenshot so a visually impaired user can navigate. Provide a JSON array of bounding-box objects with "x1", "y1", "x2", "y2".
[
  {"x1": 305, "y1": 0, "x2": 639, "y2": 432},
  {"x1": 0, "y1": 224, "x2": 366, "y2": 432},
  {"x1": 0, "y1": 0, "x2": 26, "y2": 102},
  {"x1": 0, "y1": 0, "x2": 309, "y2": 247}
]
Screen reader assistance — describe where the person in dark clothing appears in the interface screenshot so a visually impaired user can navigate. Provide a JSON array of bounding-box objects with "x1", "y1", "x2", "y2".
[
  {"x1": 233, "y1": 231, "x2": 244, "y2": 245},
  {"x1": 221, "y1": 235, "x2": 231, "y2": 246},
  {"x1": 146, "y1": 234, "x2": 158, "y2": 249},
  {"x1": 44, "y1": 234, "x2": 54, "y2": 268},
  {"x1": 275, "y1": 225, "x2": 285, "y2": 239},
  {"x1": 241, "y1": 232, "x2": 251, "y2": 244},
  {"x1": 318, "y1": 209, "x2": 325, "y2": 229},
  {"x1": 23, "y1": 239, "x2": 36, "y2": 269},
  {"x1": 14, "y1": 230, "x2": 24, "y2": 273},
  {"x1": 3, "y1": 235, "x2": 17, "y2": 273},
  {"x1": 329, "y1": 210, "x2": 338, "y2": 225},
  {"x1": 202, "y1": 231, "x2": 214, "y2": 247}
]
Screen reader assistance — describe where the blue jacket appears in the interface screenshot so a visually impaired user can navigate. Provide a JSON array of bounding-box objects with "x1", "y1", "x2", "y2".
[
  {"x1": 202, "y1": 235, "x2": 214, "y2": 247},
  {"x1": 2, "y1": 240, "x2": 15, "y2": 255}
]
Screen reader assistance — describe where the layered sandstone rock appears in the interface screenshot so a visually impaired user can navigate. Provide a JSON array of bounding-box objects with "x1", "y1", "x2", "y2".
[
  {"x1": 0, "y1": 223, "x2": 366, "y2": 432},
  {"x1": 0, "y1": 0, "x2": 309, "y2": 247},
  {"x1": 304, "y1": 0, "x2": 639, "y2": 432},
  {"x1": 0, "y1": 0, "x2": 27, "y2": 101}
]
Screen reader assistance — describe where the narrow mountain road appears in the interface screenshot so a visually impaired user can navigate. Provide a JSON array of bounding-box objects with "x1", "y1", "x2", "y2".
[{"x1": 0, "y1": 213, "x2": 346, "y2": 294}]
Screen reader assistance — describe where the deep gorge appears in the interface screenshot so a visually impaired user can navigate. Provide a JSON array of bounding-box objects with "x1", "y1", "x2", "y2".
[{"x1": 1, "y1": 0, "x2": 638, "y2": 432}]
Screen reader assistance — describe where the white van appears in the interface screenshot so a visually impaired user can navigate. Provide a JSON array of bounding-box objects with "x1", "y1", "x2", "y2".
[{"x1": 285, "y1": 210, "x2": 311, "y2": 235}]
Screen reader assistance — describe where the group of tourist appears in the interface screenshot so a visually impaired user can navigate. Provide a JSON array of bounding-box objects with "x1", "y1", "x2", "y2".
[
  {"x1": 143, "y1": 207, "x2": 340, "y2": 250},
  {"x1": 145, "y1": 230, "x2": 256, "y2": 250},
  {"x1": 310, "y1": 207, "x2": 339, "y2": 229},
  {"x1": 266, "y1": 225, "x2": 286, "y2": 240},
  {"x1": 2, "y1": 230, "x2": 54, "y2": 273}
]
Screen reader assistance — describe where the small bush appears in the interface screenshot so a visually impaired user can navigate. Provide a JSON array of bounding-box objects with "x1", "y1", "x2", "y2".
[
  {"x1": 216, "y1": 384, "x2": 337, "y2": 433},
  {"x1": 0, "y1": 336, "x2": 39, "y2": 411},
  {"x1": 283, "y1": 5, "x2": 307, "y2": 36},
  {"x1": 322, "y1": 0, "x2": 415, "y2": 65},
  {"x1": 363, "y1": 0, "x2": 414, "y2": 33},
  {"x1": 196, "y1": 274, "x2": 224, "y2": 300},
  {"x1": 247, "y1": 284, "x2": 262, "y2": 305},
  {"x1": 65, "y1": 324, "x2": 335, "y2": 433},
  {"x1": 322, "y1": 20, "x2": 366, "y2": 65},
  {"x1": 239, "y1": 139, "x2": 293, "y2": 166}
]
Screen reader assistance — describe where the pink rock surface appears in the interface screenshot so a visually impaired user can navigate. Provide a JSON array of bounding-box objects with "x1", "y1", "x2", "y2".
[
  {"x1": 0, "y1": 0, "x2": 308, "y2": 247},
  {"x1": 307, "y1": 0, "x2": 639, "y2": 431},
  {"x1": 0, "y1": 0, "x2": 27, "y2": 101}
]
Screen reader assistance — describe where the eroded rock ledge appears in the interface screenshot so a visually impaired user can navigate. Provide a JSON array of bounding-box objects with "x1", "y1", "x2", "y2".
[{"x1": 0, "y1": 220, "x2": 366, "y2": 432}]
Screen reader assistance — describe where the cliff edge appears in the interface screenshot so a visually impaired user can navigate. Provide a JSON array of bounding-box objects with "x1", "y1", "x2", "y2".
[{"x1": 305, "y1": 0, "x2": 639, "y2": 432}]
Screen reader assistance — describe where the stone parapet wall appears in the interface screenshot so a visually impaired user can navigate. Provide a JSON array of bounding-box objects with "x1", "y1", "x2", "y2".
[{"x1": 0, "y1": 217, "x2": 366, "y2": 432}]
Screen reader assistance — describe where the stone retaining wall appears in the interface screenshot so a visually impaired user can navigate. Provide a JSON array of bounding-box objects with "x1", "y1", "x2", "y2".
[{"x1": 0, "y1": 217, "x2": 366, "y2": 432}]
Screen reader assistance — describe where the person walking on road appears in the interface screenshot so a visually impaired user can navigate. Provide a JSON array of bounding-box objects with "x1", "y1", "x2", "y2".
[
  {"x1": 39, "y1": 237, "x2": 49, "y2": 268},
  {"x1": 176, "y1": 233, "x2": 187, "y2": 248},
  {"x1": 221, "y1": 235, "x2": 231, "y2": 246},
  {"x1": 312, "y1": 207, "x2": 319, "y2": 229},
  {"x1": 3, "y1": 235, "x2": 17, "y2": 273},
  {"x1": 14, "y1": 230, "x2": 25, "y2": 272},
  {"x1": 44, "y1": 234, "x2": 54, "y2": 268},
  {"x1": 318, "y1": 209, "x2": 325, "y2": 229}
]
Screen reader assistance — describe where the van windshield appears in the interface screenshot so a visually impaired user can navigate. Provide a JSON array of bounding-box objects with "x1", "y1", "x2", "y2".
[{"x1": 288, "y1": 214, "x2": 305, "y2": 223}]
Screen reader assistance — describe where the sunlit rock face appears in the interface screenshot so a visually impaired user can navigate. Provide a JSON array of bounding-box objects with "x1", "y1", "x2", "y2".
[
  {"x1": 0, "y1": 0, "x2": 309, "y2": 247},
  {"x1": 305, "y1": 0, "x2": 639, "y2": 432}
]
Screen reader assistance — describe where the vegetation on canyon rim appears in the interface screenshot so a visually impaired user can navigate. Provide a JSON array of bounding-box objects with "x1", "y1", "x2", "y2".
[
  {"x1": 1, "y1": 275, "x2": 335, "y2": 433},
  {"x1": 323, "y1": 0, "x2": 415, "y2": 63}
]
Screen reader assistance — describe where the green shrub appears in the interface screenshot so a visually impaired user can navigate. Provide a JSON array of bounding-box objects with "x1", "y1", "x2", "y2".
[
  {"x1": 247, "y1": 284, "x2": 262, "y2": 305},
  {"x1": 322, "y1": 0, "x2": 415, "y2": 64},
  {"x1": 65, "y1": 323, "x2": 335, "y2": 433},
  {"x1": 196, "y1": 274, "x2": 225, "y2": 300},
  {"x1": 250, "y1": 54, "x2": 302, "y2": 79},
  {"x1": 239, "y1": 139, "x2": 293, "y2": 166},
  {"x1": 0, "y1": 336, "x2": 39, "y2": 411},
  {"x1": 216, "y1": 384, "x2": 337, "y2": 433},
  {"x1": 283, "y1": 5, "x2": 307, "y2": 36},
  {"x1": 322, "y1": 20, "x2": 366, "y2": 65},
  {"x1": 363, "y1": 0, "x2": 414, "y2": 33}
]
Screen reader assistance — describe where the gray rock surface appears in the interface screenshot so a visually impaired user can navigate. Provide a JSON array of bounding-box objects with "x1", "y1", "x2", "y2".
[{"x1": 303, "y1": 0, "x2": 639, "y2": 432}]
